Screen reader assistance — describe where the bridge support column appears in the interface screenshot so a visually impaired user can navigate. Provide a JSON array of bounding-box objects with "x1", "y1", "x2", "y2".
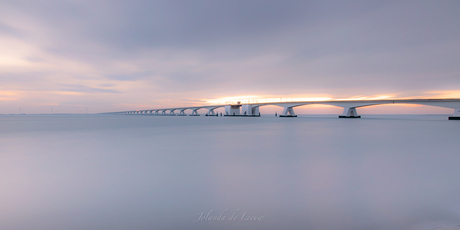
[
  {"x1": 242, "y1": 105, "x2": 260, "y2": 117},
  {"x1": 161, "y1": 110, "x2": 167, "y2": 116},
  {"x1": 339, "y1": 107, "x2": 361, "y2": 118},
  {"x1": 224, "y1": 105, "x2": 241, "y2": 116},
  {"x1": 448, "y1": 108, "x2": 460, "y2": 120},
  {"x1": 178, "y1": 109, "x2": 187, "y2": 116},
  {"x1": 279, "y1": 107, "x2": 297, "y2": 117},
  {"x1": 205, "y1": 109, "x2": 217, "y2": 116},
  {"x1": 190, "y1": 109, "x2": 200, "y2": 116}
]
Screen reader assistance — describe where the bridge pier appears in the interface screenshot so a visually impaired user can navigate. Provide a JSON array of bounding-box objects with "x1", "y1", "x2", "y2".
[
  {"x1": 242, "y1": 105, "x2": 260, "y2": 116},
  {"x1": 279, "y1": 107, "x2": 297, "y2": 117},
  {"x1": 190, "y1": 109, "x2": 200, "y2": 116},
  {"x1": 177, "y1": 109, "x2": 187, "y2": 116},
  {"x1": 205, "y1": 108, "x2": 218, "y2": 116},
  {"x1": 224, "y1": 105, "x2": 241, "y2": 116},
  {"x1": 449, "y1": 108, "x2": 460, "y2": 120},
  {"x1": 339, "y1": 107, "x2": 361, "y2": 118}
]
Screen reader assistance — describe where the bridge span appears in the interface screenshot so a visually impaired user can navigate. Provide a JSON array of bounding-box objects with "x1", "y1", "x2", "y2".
[{"x1": 108, "y1": 99, "x2": 460, "y2": 120}]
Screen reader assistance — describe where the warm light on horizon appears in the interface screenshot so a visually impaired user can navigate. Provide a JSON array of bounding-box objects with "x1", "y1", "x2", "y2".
[
  {"x1": 336, "y1": 95, "x2": 396, "y2": 101},
  {"x1": 204, "y1": 94, "x2": 402, "y2": 105},
  {"x1": 204, "y1": 95, "x2": 333, "y2": 105},
  {"x1": 202, "y1": 92, "x2": 460, "y2": 106},
  {"x1": 425, "y1": 90, "x2": 460, "y2": 99},
  {"x1": 204, "y1": 95, "x2": 261, "y2": 104},
  {"x1": 1, "y1": 89, "x2": 460, "y2": 114}
]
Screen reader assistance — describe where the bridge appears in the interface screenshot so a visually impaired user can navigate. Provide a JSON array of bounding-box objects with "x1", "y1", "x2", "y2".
[{"x1": 108, "y1": 98, "x2": 460, "y2": 120}]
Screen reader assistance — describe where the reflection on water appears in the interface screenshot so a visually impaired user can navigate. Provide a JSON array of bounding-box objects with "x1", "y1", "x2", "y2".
[{"x1": 0, "y1": 114, "x2": 459, "y2": 230}]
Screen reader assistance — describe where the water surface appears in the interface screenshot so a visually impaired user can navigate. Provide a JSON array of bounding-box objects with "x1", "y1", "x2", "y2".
[{"x1": 1, "y1": 114, "x2": 459, "y2": 230}]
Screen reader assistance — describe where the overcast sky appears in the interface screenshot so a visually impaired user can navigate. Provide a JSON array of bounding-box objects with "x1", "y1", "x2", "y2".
[{"x1": 1, "y1": 0, "x2": 460, "y2": 113}]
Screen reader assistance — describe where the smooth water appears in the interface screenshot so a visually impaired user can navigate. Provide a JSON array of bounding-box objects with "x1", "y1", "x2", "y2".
[{"x1": 1, "y1": 114, "x2": 459, "y2": 230}]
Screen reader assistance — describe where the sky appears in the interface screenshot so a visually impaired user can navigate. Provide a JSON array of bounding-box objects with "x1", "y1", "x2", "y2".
[{"x1": 1, "y1": 0, "x2": 460, "y2": 114}]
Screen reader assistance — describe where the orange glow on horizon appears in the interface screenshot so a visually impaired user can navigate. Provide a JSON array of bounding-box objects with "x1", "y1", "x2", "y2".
[
  {"x1": 203, "y1": 94, "x2": 401, "y2": 105},
  {"x1": 202, "y1": 91, "x2": 460, "y2": 106},
  {"x1": 336, "y1": 95, "x2": 397, "y2": 101},
  {"x1": 0, "y1": 97, "x2": 17, "y2": 101},
  {"x1": 204, "y1": 95, "x2": 333, "y2": 105},
  {"x1": 0, "y1": 91, "x2": 19, "y2": 101},
  {"x1": 424, "y1": 90, "x2": 460, "y2": 99}
]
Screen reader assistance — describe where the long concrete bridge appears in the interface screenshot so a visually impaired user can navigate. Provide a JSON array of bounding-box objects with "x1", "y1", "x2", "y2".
[{"x1": 108, "y1": 98, "x2": 460, "y2": 120}]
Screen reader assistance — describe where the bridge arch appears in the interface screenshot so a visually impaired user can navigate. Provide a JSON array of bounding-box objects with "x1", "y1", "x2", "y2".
[{"x1": 247, "y1": 100, "x2": 460, "y2": 118}]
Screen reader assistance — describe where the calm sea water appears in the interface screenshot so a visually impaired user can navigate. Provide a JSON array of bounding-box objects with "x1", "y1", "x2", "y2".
[{"x1": 1, "y1": 114, "x2": 459, "y2": 230}]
